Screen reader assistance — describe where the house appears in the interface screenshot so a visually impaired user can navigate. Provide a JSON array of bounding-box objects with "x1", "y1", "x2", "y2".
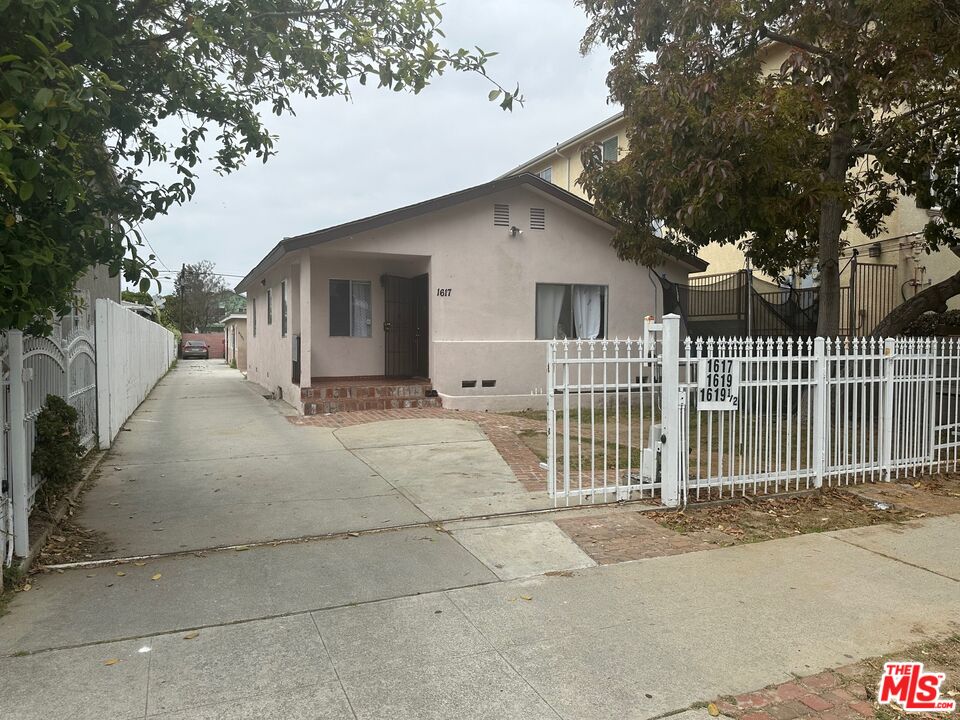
[
  {"x1": 504, "y1": 42, "x2": 955, "y2": 323},
  {"x1": 235, "y1": 173, "x2": 706, "y2": 413},
  {"x1": 222, "y1": 314, "x2": 247, "y2": 370}
]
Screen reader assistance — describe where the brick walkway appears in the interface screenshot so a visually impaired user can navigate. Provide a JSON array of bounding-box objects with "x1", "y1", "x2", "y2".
[
  {"x1": 712, "y1": 662, "x2": 889, "y2": 720},
  {"x1": 555, "y1": 511, "x2": 717, "y2": 564},
  {"x1": 290, "y1": 408, "x2": 548, "y2": 492}
]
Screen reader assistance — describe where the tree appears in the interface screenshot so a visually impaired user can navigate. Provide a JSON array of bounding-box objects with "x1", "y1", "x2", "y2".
[
  {"x1": 0, "y1": 0, "x2": 520, "y2": 331},
  {"x1": 577, "y1": 0, "x2": 960, "y2": 336},
  {"x1": 164, "y1": 261, "x2": 229, "y2": 333}
]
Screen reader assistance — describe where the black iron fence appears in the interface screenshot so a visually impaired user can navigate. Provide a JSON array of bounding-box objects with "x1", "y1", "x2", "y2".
[{"x1": 661, "y1": 260, "x2": 897, "y2": 339}]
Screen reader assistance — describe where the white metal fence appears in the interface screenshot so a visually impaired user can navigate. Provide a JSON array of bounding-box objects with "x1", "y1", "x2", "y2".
[
  {"x1": 547, "y1": 315, "x2": 960, "y2": 507},
  {"x1": 1, "y1": 299, "x2": 175, "y2": 564}
]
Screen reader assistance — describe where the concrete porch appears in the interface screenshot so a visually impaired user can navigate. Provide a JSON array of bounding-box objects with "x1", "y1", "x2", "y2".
[{"x1": 301, "y1": 376, "x2": 440, "y2": 415}]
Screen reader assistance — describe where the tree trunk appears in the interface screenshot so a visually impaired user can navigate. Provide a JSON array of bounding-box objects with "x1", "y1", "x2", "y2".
[
  {"x1": 872, "y1": 268, "x2": 960, "y2": 337},
  {"x1": 816, "y1": 129, "x2": 852, "y2": 338}
]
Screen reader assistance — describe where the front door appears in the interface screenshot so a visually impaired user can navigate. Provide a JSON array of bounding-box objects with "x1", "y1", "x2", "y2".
[
  {"x1": 412, "y1": 273, "x2": 429, "y2": 378},
  {"x1": 383, "y1": 274, "x2": 429, "y2": 378},
  {"x1": 383, "y1": 275, "x2": 414, "y2": 377}
]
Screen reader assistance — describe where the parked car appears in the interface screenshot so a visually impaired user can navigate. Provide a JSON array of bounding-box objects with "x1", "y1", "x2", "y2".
[{"x1": 181, "y1": 340, "x2": 209, "y2": 359}]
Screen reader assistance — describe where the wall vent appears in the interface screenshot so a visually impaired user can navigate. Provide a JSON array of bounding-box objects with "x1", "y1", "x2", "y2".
[
  {"x1": 462, "y1": 380, "x2": 477, "y2": 388},
  {"x1": 494, "y1": 204, "x2": 510, "y2": 227},
  {"x1": 481, "y1": 379, "x2": 497, "y2": 388},
  {"x1": 530, "y1": 208, "x2": 546, "y2": 230}
]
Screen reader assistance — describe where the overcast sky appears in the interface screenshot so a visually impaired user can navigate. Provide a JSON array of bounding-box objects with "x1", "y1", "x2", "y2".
[{"x1": 141, "y1": 0, "x2": 616, "y2": 291}]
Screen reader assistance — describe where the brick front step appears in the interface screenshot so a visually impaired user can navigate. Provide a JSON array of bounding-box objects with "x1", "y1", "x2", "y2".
[
  {"x1": 303, "y1": 396, "x2": 441, "y2": 415},
  {"x1": 301, "y1": 378, "x2": 439, "y2": 415}
]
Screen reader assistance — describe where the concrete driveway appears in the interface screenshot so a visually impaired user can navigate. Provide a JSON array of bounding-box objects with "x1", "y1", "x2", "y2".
[{"x1": 76, "y1": 360, "x2": 548, "y2": 557}]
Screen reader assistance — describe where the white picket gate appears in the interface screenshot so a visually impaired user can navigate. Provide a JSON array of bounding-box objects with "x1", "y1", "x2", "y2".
[{"x1": 547, "y1": 314, "x2": 960, "y2": 507}]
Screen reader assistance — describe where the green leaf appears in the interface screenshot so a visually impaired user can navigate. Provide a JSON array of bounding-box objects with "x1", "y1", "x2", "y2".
[
  {"x1": 488, "y1": 89, "x2": 501, "y2": 102},
  {"x1": 19, "y1": 181, "x2": 33, "y2": 201},
  {"x1": 0, "y1": 54, "x2": 22, "y2": 63},
  {"x1": 0, "y1": 100, "x2": 17, "y2": 118},
  {"x1": 33, "y1": 88, "x2": 53, "y2": 110}
]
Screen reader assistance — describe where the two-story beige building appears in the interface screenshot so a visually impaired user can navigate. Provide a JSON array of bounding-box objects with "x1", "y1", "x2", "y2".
[{"x1": 502, "y1": 42, "x2": 955, "y2": 327}]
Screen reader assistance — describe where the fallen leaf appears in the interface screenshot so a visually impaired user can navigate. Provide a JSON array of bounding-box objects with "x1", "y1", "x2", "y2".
[
  {"x1": 116, "y1": 571, "x2": 126, "y2": 577},
  {"x1": 347, "y1": 532, "x2": 360, "y2": 537},
  {"x1": 520, "y1": 595, "x2": 533, "y2": 601},
  {"x1": 21, "y1": 583, "x2": 32, "y2": 592},
  {"x1": 707, "y1": 702, "x2": 720, "y2": 717},
  {"x1": 133, "y1": 562, "x2": 146, "y2": 567},
  {"x1": 104, "y1": 659, "x2": 119, "y2": 666},
  {"x1": 234, "y1": 546, "x2": 249, "y2": 552},
  {"x1": 182, "y1": 631, "x2": 199, "y2": 640},
  {"x1": 151, "y1": 573, "x2": 162, "y2": 581}
]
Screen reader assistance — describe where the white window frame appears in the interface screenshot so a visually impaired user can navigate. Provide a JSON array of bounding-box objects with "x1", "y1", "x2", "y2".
[
  {"x1": 537, "y1": 166, "x2": 552, "y2": 183},
  {"x1": 601, "y1": 135, "x2": 619, "y2": 163}
]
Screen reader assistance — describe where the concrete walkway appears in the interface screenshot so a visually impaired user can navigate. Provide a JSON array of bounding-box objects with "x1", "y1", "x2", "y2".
[
  {"x1": 1, "y1": 361, "x2": 959, "y2": 719},
  {"x1": 73, "y1": 361, "x2": 548, "y2": 557}
]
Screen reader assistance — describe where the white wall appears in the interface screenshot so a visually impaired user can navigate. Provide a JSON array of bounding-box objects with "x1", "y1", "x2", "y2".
[{"x1": 95, "y1": 299, "x2": 176, "y2": 448}]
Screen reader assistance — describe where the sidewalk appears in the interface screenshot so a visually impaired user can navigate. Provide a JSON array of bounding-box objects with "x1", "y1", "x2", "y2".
[{"x1": 2, "y1": 514, "x2": 958, "y2": 719}]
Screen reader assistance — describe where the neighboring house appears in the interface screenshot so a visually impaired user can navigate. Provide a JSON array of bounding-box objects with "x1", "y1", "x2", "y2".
[
  {"x1": 236, "y1": 173, "x2": 706, "y2": 413},
  {"x1": 503, "y1": 41, "x2": 954, "y2": 316},
  {"x1": 222, "y1": 314, "x2": 247, "y2": 370}
]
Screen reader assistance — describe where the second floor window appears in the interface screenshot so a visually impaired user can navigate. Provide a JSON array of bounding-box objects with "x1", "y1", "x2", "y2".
[
  {"x1": 602, "y1": 136, "x2": 619, "y2": 163},
  {"x1": 537, "y1": 166, "x2": 552, "y2": 183}
]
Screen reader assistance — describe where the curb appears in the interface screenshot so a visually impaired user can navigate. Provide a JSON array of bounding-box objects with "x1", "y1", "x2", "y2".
[{"x1": 17, "y1": 449, "x2": 108, "y2": 575}]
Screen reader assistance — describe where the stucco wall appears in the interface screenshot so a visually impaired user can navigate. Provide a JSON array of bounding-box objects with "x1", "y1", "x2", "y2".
[{"x1": 224, "y1": 318, "x2": 247, "y2": 370}]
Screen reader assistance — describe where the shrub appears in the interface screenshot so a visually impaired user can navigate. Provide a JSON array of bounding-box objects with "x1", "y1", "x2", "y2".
[{"x1": 32, "y1": 395, "x2": 83, "y2": 506}]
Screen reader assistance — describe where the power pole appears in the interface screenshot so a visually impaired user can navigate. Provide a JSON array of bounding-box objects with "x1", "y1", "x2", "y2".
[{"x1": 179, "y1": 264, "x2": 186, "y2": 351}]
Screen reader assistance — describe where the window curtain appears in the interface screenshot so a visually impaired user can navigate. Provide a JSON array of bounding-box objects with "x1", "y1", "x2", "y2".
[
  {"x1": 573, "y1": 285, "x2": 603, "y2": 340},
  {"x1": 536, "y1": 285, "x2": 566, "y2": 339},
  {"x1": 351, "y1": 282, "x2": 372, "y2": 337}
]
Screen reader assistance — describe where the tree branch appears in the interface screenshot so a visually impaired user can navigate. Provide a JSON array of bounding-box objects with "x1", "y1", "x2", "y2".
[{"x1": 759, "y1": 26, "x2": 834, "y2": 58}]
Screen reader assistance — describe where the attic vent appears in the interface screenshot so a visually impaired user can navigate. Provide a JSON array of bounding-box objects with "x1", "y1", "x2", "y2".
[
  {"x1": 530, "y1": 208, "x2": 546, "y2": 230},
  {"x1": 494, "y1": 204, "x2": 510, "y2": 227}
]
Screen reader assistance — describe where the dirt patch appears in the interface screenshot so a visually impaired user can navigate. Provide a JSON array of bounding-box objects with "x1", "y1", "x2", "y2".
[
  {"x1": 650, "y1": 488, "x2": 923, "y2": 545},
  {"x1": 711, "y1": 633, "x2": 960, "y2": 719},
  {"x1": 556, "y1": 511, "x2": 716, "y2": 564},
  {"x1": 33, "y1": 518, "x2": 115, "y2": 566}
]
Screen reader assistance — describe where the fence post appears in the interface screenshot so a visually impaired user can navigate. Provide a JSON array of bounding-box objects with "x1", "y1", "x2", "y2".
[
  {"x1": 8, "y1": 330, "x2": 29, "y2": 557},
  {"x1": 660, "y1": 314, "x2": 682, "y2": 507},
  {"x1": 546, "y1": 341, "x2": 555, "y2": 498},
  {"x1": 812, "y1": 337, "x2": 827, "y2": 489},
  {"x1": 95, "y1": 299, "x2": 111, "y2": 449},
  {"x1": 880, "y1": 338, "x2": 895, "y2": 481}
]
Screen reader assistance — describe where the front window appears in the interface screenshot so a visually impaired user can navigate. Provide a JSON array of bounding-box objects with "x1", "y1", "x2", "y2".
[
  {"x1": 330, "y1": 280, "x2": 372, "y2": 337},
  {"x1": 281, "y1": 280, "x2": 288, "y2": 337},
  {"x1": 535, "y1": 283, "x2": 608, "y2": 340},
  {"x1": 601, "y1": 135, "x2": 619, "y2": 163},
  {"x1": 266, "y1": 288, "x2": 273, "y2": 325}
]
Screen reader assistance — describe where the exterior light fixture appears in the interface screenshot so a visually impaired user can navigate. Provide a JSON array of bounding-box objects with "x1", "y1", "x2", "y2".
[{"x1": 510, "y1": 226, "x2": 523, "y2": 237}]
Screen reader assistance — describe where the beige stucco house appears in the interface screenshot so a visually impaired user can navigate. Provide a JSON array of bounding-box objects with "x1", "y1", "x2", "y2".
[{"x1": 236, "y1": 174, "x2": 705, "y2": 413}]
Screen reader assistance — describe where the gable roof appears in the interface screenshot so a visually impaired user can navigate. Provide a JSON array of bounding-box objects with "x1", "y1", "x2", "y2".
[{"x1": 235, "y1": 172, "x2": 705, "y2": 292}]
